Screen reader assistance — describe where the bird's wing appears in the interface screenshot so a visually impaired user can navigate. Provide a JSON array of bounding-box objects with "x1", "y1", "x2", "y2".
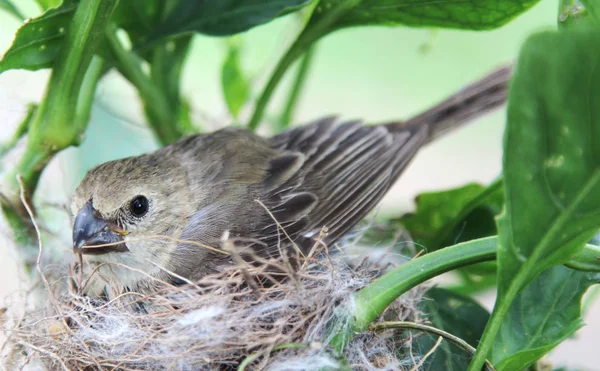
[{"x1": 258, "y1": 117, "x2": 427, "y2": 253}]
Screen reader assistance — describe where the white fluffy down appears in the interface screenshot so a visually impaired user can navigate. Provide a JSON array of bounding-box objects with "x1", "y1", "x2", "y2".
[{"x1": 2, "y1": 243, "x2": 426, "y2": 370}]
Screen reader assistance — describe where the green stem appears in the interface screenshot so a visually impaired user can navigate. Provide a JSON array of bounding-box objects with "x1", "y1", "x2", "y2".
[
  {"x1": 247, "y1": 41, "x2": 306, "y2": 131},
  {"x1": 278, "y1": 46, "x2": 315, "y2": 130},
  {"x1": 105, "y1": 26, "x2": 182, "y2": 145},
  {"x1": 328, "y1": 236, "x2": 498, "y2": 352},
  {"x1": 467, "y1": 268, "x2": 529, "y2": 371},
  {"x1": 150, "y1": 35, "x2": 195, "y2": 135},
  {"x1": 74, "y1": 56, "x2": 106, "y2": 144},
  {"x1": 2, "y1": 0, "x2": 117, "y2": 209},
  {"x1": 1, "y1": 0, "x2": 25, "y2": 20},
  {"x1": 565, "y1": 243, "x2": 600, "y2": 272},
  {"x1": 247, "y1": 1, "x2": 360, "y2": 131},
  {"x1": 0, "y1": 104, "x2": 36, "y2": 159},
  {"x1": 328, "y1": 236, "x2": 600, "y2": 353}
]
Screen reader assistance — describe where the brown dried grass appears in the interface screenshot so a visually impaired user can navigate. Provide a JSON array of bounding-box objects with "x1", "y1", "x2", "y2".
[{"x1": 1, "y1": 236, "x2": 426, "y2": 371}]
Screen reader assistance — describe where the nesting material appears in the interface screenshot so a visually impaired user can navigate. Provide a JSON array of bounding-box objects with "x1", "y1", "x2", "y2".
[{"x1": 2, "y1": 239, "x2": 426, "y2": 370}]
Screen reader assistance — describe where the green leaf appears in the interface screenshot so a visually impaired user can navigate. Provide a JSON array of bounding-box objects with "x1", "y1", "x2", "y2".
[
  {"x1": 469, "y1": 29, "x2": 600, "y2": 370},
  {"x1": 580, "y1": 0, "x2": 600, "y2": 25},
  {"x1": 154, "y1": 0, "x2": 312, "y2": 39},
  {"x1": 0, "y1": 1, "x2": 76, "y2": 73},
  {"x1": 113, "y1": 0, "x2": 167, "y2": 51},
  {"x1": 415, "y1": 288, "x2": 489, "y2": 370},
  {"x1": 400, "y1": 180, "x2": 503, "y2": 252},
  {"x1": 0, "y1": 0, "x2": 25, "y2": 19},
  {"x1": 312, "y1": 0, "x2": 541, "y2": 32},
  {"x1": 491, "y1": 266, "x2": 599, "y2": 371},
  {"x1": 36, "y1": 0, "x2": 62, "y2": 10},
  {"x1": 221, "y1": 39, "x2": 250, "y2": 119},
  {"x1": 498, "y1": 29, "x2": 600, "y2": 302}
]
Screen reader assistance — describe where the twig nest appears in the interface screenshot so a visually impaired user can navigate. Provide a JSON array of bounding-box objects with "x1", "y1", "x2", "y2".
[{"x1": 2, "y1": 244, "x2": 426, "y2": 370}]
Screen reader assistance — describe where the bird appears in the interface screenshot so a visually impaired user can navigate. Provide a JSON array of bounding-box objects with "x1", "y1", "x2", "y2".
[{"x1": 71, "y1": 67, "x2": 510, "y2": 295}]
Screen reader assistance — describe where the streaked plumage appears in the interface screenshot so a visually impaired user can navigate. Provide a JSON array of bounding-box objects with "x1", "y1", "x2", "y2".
[{"x1": 71, "y1": 67, "x2": 510, "y2": 295}]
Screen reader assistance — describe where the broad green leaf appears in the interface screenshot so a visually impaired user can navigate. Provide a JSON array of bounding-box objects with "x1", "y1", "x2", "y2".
[
  {"x1": 113, "y1": 0, "x2": 170, "y2": 51},
  {"x1": 0, "y1": 0, "x2": 24, "y2": 19},
  {"x1": 414, "y1": 288, "x2": 489, "y2": 370},
  {"x1": 310, "y1": 0, "x2": 541, "y2": 33},
  {"x1": 221, "y1": 40, "x2": 250, "y2": 119},
  {"x1": 491, "y1": 266, "x2": 599, "y2": 371},
  {"x1": 0, "y1": 0, "x2": 178, "y2": 73},
  {"x1": 154, "y1": 0, "x2": 312, "y2": 38},
  {"x1": 469, "y1": 30, "x2": 600, "y2": 371},
  {"x1": 497, "y1": 29, "x2": 600, "y2": 297},
  {"x1": 399, "y1": 181, "x2": 503, "y2": 252},
  {"x1": 0, "y1": 1, "x2": 76, "y2": 73}
]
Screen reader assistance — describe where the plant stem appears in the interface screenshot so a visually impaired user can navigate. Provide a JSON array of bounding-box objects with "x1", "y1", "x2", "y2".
[
  {"x1": 565, "y1": 243, "x2": 600, "y2": 271},
  {"x1": 467, "y1": 267, "x2": 528, "y2": 371},
  {"x1": 1, "y1": 0, "x2": 25, "y2": 20},
  {"x1": 2, "y1": 0, "x2": 117, "y2": 213},
  {"x1": 278, "y1": 46, "x2": 315, "y2": 130},
  {"x1": 247, "y1": 41, "x2": 306, "y2": 131},
  {"x1": 0, "y1": 104, "x2": 36, "y2": 159},
  {"x1": 328, "y1": 236, "x2": 498, "y2": 352},
  {"x1": 105, "y1": 26, "x2": 183, "y2": 145},
  {"x1": 328, "y1": 236, "x2": 600, "y2": 353},
  {"x1": 247, "y1": 1, "x2": 360, "y2": 131},
  {"x1": 150, "y1": 35, "x2": 195, "y2": 135}
]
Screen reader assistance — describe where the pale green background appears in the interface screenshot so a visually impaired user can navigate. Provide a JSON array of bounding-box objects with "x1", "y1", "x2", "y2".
[{"x1": 0, "y1": 1, "x2": 598, "y2": 369}]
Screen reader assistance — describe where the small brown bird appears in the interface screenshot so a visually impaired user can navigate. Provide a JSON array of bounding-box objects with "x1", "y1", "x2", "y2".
[{"x1": 71, "y1": 67, "x2": 510, "y2": 295}]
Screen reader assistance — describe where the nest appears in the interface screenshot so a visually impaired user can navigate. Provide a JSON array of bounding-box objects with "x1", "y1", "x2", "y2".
[{"x1": 1, "y1": 234, "x2": 427, "y2": 370}]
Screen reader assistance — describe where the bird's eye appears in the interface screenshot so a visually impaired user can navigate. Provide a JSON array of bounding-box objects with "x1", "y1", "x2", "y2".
[{"x1": 129, "y1": 195, "x2": 149, "y2": 217}]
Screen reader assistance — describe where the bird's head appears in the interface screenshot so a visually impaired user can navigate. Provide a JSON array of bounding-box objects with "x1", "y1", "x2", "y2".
[{"x1": 71, "y1": 154, "x2": 194, "y2": 286}]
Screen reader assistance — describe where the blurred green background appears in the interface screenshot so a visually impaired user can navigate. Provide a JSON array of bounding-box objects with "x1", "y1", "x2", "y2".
[
  {"x1": 2, "y1": 1, "x2": 597, "y2": 369},
  {"x1": 0, "y1": 0, "x2": 557, "y2": 210}
]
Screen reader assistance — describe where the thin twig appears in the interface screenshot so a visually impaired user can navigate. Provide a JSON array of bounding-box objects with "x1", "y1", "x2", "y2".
[
  {"x1": 16, "y1": 341, "x2": 69, "y2": 371},
  {"x1": 410, "y1": 336, "x2": 442, "y2": 371},
  {"x1": 16, "y1": 175, "x2": 62, "y2": 318},
  {"x1": 369, "y1": 321, "x2": 496, "y2": 371}
]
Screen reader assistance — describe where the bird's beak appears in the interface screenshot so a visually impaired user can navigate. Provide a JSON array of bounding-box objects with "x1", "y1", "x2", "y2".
[{"x1": 72, "y1": 200, "x2": 129, "y2": 255}]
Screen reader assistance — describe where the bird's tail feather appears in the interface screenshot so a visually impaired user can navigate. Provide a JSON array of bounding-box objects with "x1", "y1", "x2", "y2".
[{"x1": 385, "y1": 65, "x2": 512, "y2": 143}]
